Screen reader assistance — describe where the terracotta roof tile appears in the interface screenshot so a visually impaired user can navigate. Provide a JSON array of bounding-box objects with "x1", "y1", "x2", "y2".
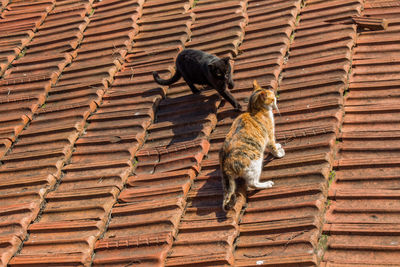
[
  {"x1": 230, "y1": 0, "x2": 361, "y2": 266},
  {"x1": 321, "y1": 0, "x2": 400, "y2": 266},
  {"x1": 94, "y1": 232, "x2": 173, "y2": 266},
  {"x1": 0, "y1": 0, "x2": 54, "y2": 75}
]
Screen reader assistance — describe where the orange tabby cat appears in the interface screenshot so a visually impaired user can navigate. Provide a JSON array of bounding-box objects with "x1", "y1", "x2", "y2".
[{"x1": 219, "y1": 80, "x2": 285, "y2": 211}]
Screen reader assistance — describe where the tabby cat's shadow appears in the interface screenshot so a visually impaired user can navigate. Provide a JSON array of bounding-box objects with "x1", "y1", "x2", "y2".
[
  {"x1": 192, "y1": 169, "x2": 230, "y2": 222},
  {"x1": 263, "y1": 153, "x2": 275, "y2": 166}
]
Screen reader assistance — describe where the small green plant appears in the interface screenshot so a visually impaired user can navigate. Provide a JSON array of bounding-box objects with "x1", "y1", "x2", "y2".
[
  {"x1": 325, "y1": 198, "x2": 331, "y2": 209},
  {"x1": 193, "y1": 0, "x2": 199, "y2": 8},
  {"x1": 17, "y1": 48, "x2": 26, "y2": 59},
  {"x1": 290, "y1": 31, "x2": 296, "y2": 42},
  {"x1": 132, "y1": 157, "x2": 138, "y2": 167},
  {"x1": 328, "y1": 170, "x2": 335, "y2": 186},
  {"x1": 296, "y1": 14, "x2": 301, "y2": 25},
  {"x1": 318, "y1": 234, "x2": 329, "y2": 251}
]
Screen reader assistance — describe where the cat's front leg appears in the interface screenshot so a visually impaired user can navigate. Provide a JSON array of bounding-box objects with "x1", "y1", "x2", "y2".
[
  {"x1": 268, "y1": 142, "x2": 285, "y2": 158},
  {"x1": 218, "y1": 89, "x2": 242, "y2": 111}
]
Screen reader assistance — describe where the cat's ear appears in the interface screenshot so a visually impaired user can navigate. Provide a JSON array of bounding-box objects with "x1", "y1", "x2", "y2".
[
  {"x1": 253, "y1": 80, "x2": 260, "y2": 89},
  {"x1": 208, "y1": 62, "x2": 216, "y2": 72},
  {"x1": 222, "y1": 57, "x2": 230, "y2": 65}
]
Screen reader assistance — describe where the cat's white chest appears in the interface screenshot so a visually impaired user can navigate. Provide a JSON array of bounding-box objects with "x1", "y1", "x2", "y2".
[
  {"x1": 260, "y1": 109, "x2": 274, "y2": 144},
  {"x1": 266, "y1": 109, "x2": 274, "y2": 138}
]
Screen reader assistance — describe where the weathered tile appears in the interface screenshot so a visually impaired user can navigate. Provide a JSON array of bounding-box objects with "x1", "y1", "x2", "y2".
[{"x1": 322, "y1": 1, "x2": 400, "y2": 266}]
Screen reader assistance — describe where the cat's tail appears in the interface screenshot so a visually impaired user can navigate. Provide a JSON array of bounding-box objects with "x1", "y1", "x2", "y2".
[
  {"x1": 221, "y1": 169, "x2": 237, "y2": 211},
  {"x1": 152, "y1": 70, "x2": 181, "y2": 85},
  {"x1": 220, "y1": 151, "x2": 237, "y2": 211}
]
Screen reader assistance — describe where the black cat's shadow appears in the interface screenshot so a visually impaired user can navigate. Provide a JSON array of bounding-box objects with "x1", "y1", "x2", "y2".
[{"x1": 155, "y1": 85, "x2": 221, "y2": 148}]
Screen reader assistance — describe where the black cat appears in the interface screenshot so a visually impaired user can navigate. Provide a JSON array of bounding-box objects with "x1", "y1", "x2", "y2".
[{"x1": 153, "y1": 49, "x2": 242, "y2": 111}]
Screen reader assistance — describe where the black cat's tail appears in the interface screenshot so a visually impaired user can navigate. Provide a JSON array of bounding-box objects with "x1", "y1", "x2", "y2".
[{"x1": 152, "y1": 70, "x2": 181, "y2": 85}]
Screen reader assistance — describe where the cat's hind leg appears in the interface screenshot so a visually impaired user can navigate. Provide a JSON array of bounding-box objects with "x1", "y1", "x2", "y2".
[
  {"x1": 187, "y1": 81, "x2": 201, "y2": 95},
  {"x1": 180, "y1": 73, "x2": 201, "y2": 94},
  {"x1": 246, "y1": 157, "x2": 274, "y2": 189},
  {"x1": 248, "y1": 179, "x2": 274, "y2": 189}
]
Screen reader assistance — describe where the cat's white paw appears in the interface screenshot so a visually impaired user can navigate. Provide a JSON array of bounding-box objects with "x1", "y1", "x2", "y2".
[
  {"x1": 272, "y1": 143, "x2": 285, "y2": 158},
  {"x1": 276, "y1": 147, "x2": 285, "y2": 158},
  {"x1": 257, "y1": 180, "x2": 274, "y2": 189}
]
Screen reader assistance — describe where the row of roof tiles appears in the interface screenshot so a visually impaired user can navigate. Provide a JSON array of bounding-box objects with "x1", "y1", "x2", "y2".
[
  {"x1": 322, "y1": 0, "x2": 400, "y2": 266},
  {"x1": 234, "y1": 0, "x2": 360, "y2": 266}
]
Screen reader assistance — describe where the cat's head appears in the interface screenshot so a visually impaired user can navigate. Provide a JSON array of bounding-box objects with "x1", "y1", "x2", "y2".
[
  {"x1": 248, "y1": 80, "x2": 279, "y2": 114},
  {"x1": 208, "y1": 57, "x2": 234, "y2": 89}
]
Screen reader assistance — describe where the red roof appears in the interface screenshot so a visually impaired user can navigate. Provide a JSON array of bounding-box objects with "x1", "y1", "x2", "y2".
[{"x1": 0, "y1": 0, "x2": 399, "y2": 266}]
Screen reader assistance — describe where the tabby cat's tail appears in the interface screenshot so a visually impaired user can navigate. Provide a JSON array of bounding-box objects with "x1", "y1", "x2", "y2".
[
  {"x1": 152, "y1": 70, "x2": 181, "y2": 85},
  {"x1": 221, "y1": 168, "x2": 237, "y2": 211}
]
